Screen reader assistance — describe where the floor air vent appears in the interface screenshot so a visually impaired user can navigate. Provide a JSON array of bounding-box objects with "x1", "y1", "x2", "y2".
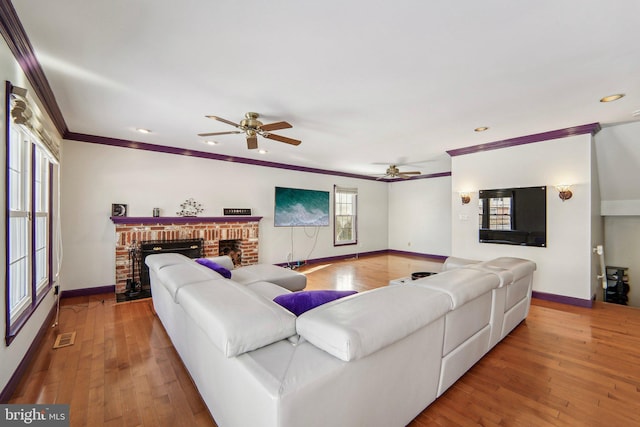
[{"x1": 53, "y1": 331, "x2": 76, "y2": 349}]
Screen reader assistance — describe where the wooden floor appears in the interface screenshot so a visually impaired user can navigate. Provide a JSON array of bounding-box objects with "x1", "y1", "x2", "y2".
[{"x1": 9, "y1": 254, "x2": 640, "y2": 426}]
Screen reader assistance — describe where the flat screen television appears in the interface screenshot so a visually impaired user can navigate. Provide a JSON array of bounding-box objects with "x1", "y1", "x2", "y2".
[
  {"x1": 478, "y1": 186, "x2": 546, "y2": 247},
  {"x1": 274, "y1": 187, "x2": 330, "y2": 227}
]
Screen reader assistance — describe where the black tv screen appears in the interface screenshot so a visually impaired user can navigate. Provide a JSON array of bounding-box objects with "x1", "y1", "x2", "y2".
[
  {"x1": 274, "y1": 187, "x2": 330, "y2": 227},
  {"x1": 479, "y1": 186, "x2": 546, "y2": 247}
]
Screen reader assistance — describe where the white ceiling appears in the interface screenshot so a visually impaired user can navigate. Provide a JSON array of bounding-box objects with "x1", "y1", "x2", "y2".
[{"x1": 11, "y1": 0, "x2": 640, "y2": 178}]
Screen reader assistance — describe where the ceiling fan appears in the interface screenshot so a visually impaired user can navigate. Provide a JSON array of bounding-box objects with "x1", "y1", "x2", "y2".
[
  {"x1": 198, "y1": 112, "x2": 301, "y2": 149},
  {"x1": 377, "y1": 164, "x2": 421, "y2": 180}
]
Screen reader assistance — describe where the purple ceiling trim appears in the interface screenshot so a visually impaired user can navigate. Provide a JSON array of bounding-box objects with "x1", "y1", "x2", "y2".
[
  {"x1": 110, "y1": 216, "x2": 263, "y2": 225},
  {"x1": 66, "y1": 131, "x2": 395, "y2": 181},
  {"x1": 0, "y1": 0, "x2": 68, "y2": 136},
  {"x1": 446, "y1": 123, "x2": 601, "y2": 157}
]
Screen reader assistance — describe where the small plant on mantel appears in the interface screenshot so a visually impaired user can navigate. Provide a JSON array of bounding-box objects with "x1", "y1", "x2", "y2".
[{"x1": 177, "y1": 198, "x2": 204, "y2": 217}]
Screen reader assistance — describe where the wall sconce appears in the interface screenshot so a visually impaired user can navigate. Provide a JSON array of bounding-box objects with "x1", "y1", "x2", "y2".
[
  {"x1": 556, "y1": 185, "x2": 573, "y2": 202},
  {"x1": 460, "y1": 192, "x2": 471, "y2": 205}
]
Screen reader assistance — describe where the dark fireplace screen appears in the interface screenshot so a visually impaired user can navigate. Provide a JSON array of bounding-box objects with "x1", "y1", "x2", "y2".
[{"x1": 139, "y1": 238, "x2": 205, "y2": 288}]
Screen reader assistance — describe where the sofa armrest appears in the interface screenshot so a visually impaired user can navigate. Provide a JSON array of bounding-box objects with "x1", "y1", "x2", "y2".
[
  {"x1": 204, "y1": 255, "x2": 235, "y2": 271},
  {"x1": 442, "y1": 256, "x2": 480, "y2": 271}
]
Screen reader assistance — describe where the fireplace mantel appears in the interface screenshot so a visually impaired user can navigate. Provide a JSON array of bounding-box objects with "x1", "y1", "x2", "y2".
[{"x1": 110, "y1": 216, "x2": 263, "y2": 225}]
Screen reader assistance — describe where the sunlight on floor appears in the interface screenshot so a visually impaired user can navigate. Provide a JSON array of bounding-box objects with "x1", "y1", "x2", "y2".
[{"x1": 302, "y1": 263, "x2": 332, "y2": 274}]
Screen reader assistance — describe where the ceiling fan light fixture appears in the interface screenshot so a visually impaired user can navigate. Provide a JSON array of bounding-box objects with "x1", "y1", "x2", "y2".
[{"x1": 600, "y1": 93, "x2": 625, "y2": 103}]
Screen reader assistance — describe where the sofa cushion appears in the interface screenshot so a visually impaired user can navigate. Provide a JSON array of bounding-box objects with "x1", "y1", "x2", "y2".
[
  {"x1": 195, "y1": 258, "x2": 232, "y2": 279},
  {"x1": 155, "y1": 262, "x2": 224, "y2": 301},
  {"x1": 467, "y1": 264, "x2": 514, "y2": 287},
  {"x1": 442, "y1": 256, "x2": 481, "y2": 272},
  {"x1": 296, "y1": 286, "x2": 451, "y2": 361},
  {"x1": 178, "y1": 279, "x2": 296, "y2": 357},
  {"x1": 273, "y1": 290, "x2": 357, "y2": 316},
  {"x1": 412, "y1": 268, "x2": 500, "y2": 309},
  {"x1": 145, "y1": 252, "x2": 193, "y2": 272},
  {"x1": 477, "y1": 257, "x2": 536, "y2": 281}
]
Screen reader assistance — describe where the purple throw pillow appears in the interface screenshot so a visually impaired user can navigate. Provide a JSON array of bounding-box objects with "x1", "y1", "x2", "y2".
[
  {"x1": 195, "y1": 258, "x2": 232, "y2": 279},
  {"x1": 273, "y1": 290, "x2": 357, "y2": 316}
]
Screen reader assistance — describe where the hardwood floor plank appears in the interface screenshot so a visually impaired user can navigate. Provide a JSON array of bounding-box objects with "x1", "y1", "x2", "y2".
[{"x1": 7, "y1": 254, "x2": 640, "y2": 427}]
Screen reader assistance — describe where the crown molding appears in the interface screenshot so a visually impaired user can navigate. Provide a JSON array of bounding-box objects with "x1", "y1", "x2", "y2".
[
  {"x1": 64, "y1": 131, "x2": 387, "y2": 181},
  {"x1": 446, "y1": 123, "x2": 601, "y2": 157}
]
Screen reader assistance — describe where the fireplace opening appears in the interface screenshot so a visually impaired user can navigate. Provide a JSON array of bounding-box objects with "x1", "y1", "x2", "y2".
[
  {"x1": 219, "y1": 239, "x2": 242, "y2": 267},
  {"x1": 116, "y1": 238, "x2": 204, "y2": 302}
]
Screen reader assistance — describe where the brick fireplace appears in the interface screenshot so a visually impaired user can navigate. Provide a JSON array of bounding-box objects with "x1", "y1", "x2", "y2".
[{"x1": 110, "y1": 216, "x2": 262, "y2": 295}]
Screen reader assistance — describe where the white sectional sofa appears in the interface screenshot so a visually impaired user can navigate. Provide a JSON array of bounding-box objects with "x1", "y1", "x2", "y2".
[{"x1": 145, "y1": 253, "x2": 535, "y2": 427}]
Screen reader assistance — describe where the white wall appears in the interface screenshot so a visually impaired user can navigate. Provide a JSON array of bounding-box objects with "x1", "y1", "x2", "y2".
[
  {"x1": 595, "y1": 121, "x2": 640, "y2": 306},
  {"x1": 596, "y1": 121, "x2": 640, "y2": 214},
  {"x1": 451, "y1": 134, "x2": 598, "y2": 301},
  {"x1": 0, "y1": 39, "x2": 60, "y2": 394},
  {"x1": 60, "y1": 140, "x2": 389, "y2": 290},
  {"x1": 388, "y1": 176, "x2": 452, "y2": 257}
]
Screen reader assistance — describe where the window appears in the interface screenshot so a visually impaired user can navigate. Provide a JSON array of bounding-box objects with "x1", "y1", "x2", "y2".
[
  {"x1": 6, "y1": 83, "x2": 56, "y2": 345},
  {"x1": 334, "y1": 186, "x2": 357, "y2": 246}
]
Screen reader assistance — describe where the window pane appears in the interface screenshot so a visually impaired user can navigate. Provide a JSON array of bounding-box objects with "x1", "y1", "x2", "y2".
[
  {"x1": 35, "y1": 215, "x2": 49, "y2": 288},
  {"x1": 9, "y1": 216, "x2": 30, "y2": 317},
  {"x1": 35, "y1": 149, "x2": 49, "y2": 212},
  {"x1": 9, "y1": 129, "x2": 28, "y2": 210}
]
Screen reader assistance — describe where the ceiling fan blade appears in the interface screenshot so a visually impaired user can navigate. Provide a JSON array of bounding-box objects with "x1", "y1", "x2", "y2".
[
  {"x1": 259, "y1": 121, "x2": 292, "y2": 132},
  {"x1": 246, "y1": 135, "x2": 258, "y2": 149},
  {"x1": 401, "y1": 171, "x2": 421, "y2": 175},
  {"x1": 263, "y1": 133, "x2": 301, "y2": 145},
  {"x1": 205, "y1": 115, "x2": 241, "y2": 128},
  {"x1": 197, "y1": 131, "x2": 243, "y2": 137}
]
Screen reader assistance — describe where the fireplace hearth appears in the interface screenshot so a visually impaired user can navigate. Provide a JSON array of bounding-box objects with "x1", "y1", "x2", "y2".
[{"x1": 117, "y1": 238, "x2": 204, "y2": 302}]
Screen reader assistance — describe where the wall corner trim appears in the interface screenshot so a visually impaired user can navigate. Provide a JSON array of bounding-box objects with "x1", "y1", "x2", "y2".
[{"x1": 532, "y1": 291, "x2": 593, "y2": 308}]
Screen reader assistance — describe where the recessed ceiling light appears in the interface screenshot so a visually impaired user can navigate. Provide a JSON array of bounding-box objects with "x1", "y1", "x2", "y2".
[
  {"x1": 258, "y1": 149, "x2": 268, "y2": 154},
  {"x1": 136, "y1": 128, "x2": 151, "y2": 134},
  {"x1": 600, "y1": 94, "x2": 625, "y2": 103},
  {"x1": 474, "y1": 126, "x2": 489, "y2": 132},
  {"x1": 205, "y1": 140, "x2": 218, "y2": 145}
]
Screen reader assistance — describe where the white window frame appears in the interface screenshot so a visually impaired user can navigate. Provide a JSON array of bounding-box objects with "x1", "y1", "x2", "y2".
[
  {"x1": 6, "y1": 108, "x2": 53, "y2": 344},
  {"x1": 334, "y1": 186, "x2": 357, "y2": 246}
]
